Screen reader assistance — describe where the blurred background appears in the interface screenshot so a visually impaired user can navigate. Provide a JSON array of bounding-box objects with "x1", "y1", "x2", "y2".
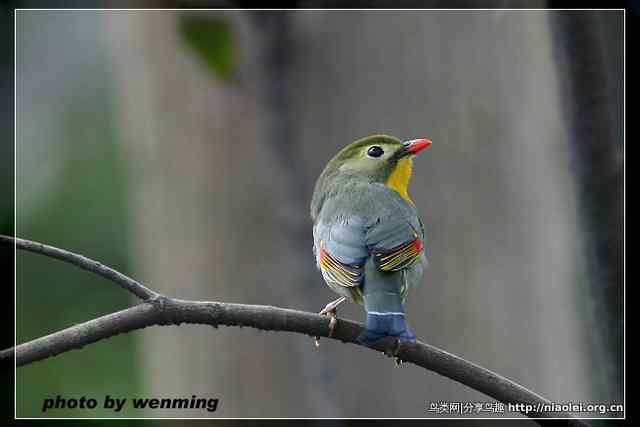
[{"x1": 6, "y1": 7, "x2": 623, "y2": 421}]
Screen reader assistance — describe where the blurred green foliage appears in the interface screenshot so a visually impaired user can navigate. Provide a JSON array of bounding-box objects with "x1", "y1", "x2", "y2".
[
  {"x1": 11, "y1": 11, "x2": 238, "y2": 421},
  {"x1": 179, "y1": 15, "x2": 236, "y2": 80},
  {"x1": 15, "y1": 88, "x2": 144, "y2": 418}
]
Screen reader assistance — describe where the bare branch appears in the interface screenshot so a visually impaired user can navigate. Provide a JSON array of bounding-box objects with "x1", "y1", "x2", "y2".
[
  {"x1": 1, "y1": 235, "x2": 158, "y2": 301},
  {"x1": 2, "y1": 235, "x2": 589, "y2": 425}
]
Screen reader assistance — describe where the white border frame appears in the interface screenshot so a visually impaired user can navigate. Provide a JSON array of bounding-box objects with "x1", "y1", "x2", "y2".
[{"x1": 13, "y1": 7, "x2": 626, "y2": 421}]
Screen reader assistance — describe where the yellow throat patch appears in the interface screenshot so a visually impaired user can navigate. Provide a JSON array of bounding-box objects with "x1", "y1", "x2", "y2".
[{"x1": 386, "y1": 156, "x2": 414, "y2": 203}]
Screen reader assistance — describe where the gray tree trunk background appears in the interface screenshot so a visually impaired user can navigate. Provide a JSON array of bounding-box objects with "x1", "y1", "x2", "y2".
[{"x1": 103, "y1": 10, "x2": 620, "y2": 417}]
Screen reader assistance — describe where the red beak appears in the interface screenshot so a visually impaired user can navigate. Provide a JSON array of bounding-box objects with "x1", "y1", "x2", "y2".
[{"x1": 404, "y1": 138, "x2": 432, "y2": 154}]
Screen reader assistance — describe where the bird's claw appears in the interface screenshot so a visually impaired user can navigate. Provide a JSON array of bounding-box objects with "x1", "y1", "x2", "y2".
[
  {"x1": 315, "y1": 310, "x2": 338, "y2": 349},
  {"x1": 314, "y1": 297, "x2": 346, "y2": 349},
  {"x1": 393, "y1": 339, "x2": 404, "y2": 367},
  {"x1": 328, "y1": 315, "x2": 337, "y2": 337},
  {"x1": 319, "y1": 296, "x2": 346, "y2": 315}
]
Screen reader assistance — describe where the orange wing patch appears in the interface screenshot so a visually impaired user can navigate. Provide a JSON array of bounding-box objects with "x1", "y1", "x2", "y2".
[
  {"x1": 374, "y1": 235, "x2": 423, "y2": 272},
  {"x1": 319, "y1": 241, "x2": 363, "y2": 287}
]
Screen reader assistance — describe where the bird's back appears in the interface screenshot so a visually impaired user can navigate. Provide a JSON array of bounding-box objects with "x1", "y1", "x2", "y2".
[{"x1": 312, "y1": 177, "x2": 427, "y2": 302}]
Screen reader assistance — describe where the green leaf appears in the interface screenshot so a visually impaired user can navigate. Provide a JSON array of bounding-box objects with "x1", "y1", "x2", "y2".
[{"x1": 179, "y1": 15, "x2": 236, "y2": 80}]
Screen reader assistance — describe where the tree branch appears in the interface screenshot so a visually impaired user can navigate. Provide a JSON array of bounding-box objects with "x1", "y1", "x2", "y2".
[
  {"x1": 3, "y1": 235, "x2": 588, "y2": 425},
  {"x1": 1, "y1": 234, "x2": 158, "y2": 301}
]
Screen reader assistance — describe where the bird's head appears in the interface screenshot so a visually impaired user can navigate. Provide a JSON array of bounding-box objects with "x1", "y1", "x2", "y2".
[{"x1": 323, "y1": 134, "x2": 432, "y2": 202}]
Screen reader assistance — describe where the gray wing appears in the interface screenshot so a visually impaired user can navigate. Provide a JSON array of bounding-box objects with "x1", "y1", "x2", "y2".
[
  {"x1": 313, "y1": 215, "x2": 367, "y2": 289},
  {"x1": 366, "y1": 212, "x2": 424, "y2": 272}
]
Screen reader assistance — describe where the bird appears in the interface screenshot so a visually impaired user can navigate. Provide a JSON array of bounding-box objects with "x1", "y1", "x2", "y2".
[{"x1": 310, "y1": 134, "x2": 431, "y2": 350}]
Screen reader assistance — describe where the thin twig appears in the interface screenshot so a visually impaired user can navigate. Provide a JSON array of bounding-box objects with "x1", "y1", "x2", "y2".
[
  {"x1": 1, "y1": 235, "x2": 158, "y2": 301},
  {"x1": 2, "y1": 235, "x2": 589, "y2": 425}
]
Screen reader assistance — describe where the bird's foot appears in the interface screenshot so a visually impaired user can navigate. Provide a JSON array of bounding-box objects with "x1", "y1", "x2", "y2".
[
  {"x1": 314, "y1": 297, "x2": 346, "y2": 348},
  {"x1": 369, "y1": 337, "x2": 410, "y2": 367},
  {"x1": 314, "y1": 309, "x2": 338, "y2": 348},
  {"x1": 319, "y1": 296, "x2": 347, "y2": 315},
  {"x1": 393, "y1": 339, "x2": 404, "y2": 367}
]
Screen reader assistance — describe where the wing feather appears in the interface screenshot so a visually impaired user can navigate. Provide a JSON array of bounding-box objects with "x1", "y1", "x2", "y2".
[
  {"x1": 373, "y1": 233, "x2": 423, "y2": 271},
  {"x1": 318, "y1": 240, "x2": 363, "y2": 287}
]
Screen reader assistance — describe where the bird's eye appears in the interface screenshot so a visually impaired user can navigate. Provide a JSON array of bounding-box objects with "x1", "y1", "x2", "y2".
[{"x1": 367, "y1": 146, "x2": 384, "y2": 158}]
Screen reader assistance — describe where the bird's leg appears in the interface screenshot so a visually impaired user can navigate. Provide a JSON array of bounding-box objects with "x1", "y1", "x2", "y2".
[
  {"x1": 314, "y1": 297, "x2": 347, "y2": 348},
  {"x1": 319, "y1": 296, "x2": 347, "y2": 316}
]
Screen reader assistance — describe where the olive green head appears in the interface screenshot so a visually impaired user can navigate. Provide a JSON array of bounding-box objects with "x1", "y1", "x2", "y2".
[
  {"x1": 327, "y1": 135, "x2": 402, "y2": 180},
  {"x1": 321, "y1": 134, "x2": 431, "y2": 181},
  {"x1": 312, "y1": 134, "x2": 432, "y2": 214}
]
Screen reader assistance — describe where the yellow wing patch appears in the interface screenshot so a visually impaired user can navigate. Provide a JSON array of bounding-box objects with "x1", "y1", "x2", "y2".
[
  {"x1": 319, "y1": 240, "x2": 363, "y2": 287},
  {"x1": 374, "y1": 235, "x2": 423, "y2": 272}
]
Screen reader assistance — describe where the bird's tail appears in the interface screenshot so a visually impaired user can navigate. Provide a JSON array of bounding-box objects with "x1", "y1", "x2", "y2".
[{"x1": 357, "y1": 258, "x2": 416, "y2": 346}]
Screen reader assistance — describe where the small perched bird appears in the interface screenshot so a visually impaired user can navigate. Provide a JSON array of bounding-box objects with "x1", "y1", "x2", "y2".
[{"x1": 311, "y1": 134, "x2": 431, "y2": 348}]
